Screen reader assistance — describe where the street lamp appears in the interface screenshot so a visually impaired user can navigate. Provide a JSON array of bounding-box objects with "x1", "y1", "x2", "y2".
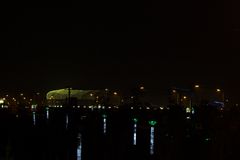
[
  {"x1": 194, "y1": 85, "x2": 200, "y2": 88},
  {"x1": 216, "y1": 89, "x2": 225, "y2": 103},
  {"x1": 140, "y1": 86, "x2": 144, "y2": 90}
]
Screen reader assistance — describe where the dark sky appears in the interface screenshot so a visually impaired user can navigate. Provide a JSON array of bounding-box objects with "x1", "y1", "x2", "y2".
[{"x1": 1, "y1": 1, "x2": 240, "y2": 100}]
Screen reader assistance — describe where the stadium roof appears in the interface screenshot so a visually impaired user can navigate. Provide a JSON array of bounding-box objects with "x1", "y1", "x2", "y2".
[{"x1": 46, "y1": 88, "x2": 100, "y2": 100}]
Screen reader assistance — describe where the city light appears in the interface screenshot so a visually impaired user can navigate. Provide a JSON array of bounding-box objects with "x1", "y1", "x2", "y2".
[
  {"x1": 140, "y1": 86, "x2": 144, "y2": 90},
  {"x1": 0, "y1": 99, "x2": 4, "y2": 104},
  {"x1": 195, "y1": 85, "x2": 200, "y2": 88},
  {"x1": 148, "y1": 120, "x2": 157, "y2": 126},
  {"x1": 133, "y1": 118, "x2": 138, "y2": 123},
  {"x1": 216, "y1": 89, "x2": 221, "y2": 92},
  {"x1": 186, "y1": 107, "x2": 191, "y2": 113},
  {"x1": 113, "y1": 92, "x2": 118, "y2": 95}
]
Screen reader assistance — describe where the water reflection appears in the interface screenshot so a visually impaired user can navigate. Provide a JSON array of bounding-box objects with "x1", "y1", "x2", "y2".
[
  {"x1": 148, "y1": 120, "x2": 157, "y2": 155},
  {"x1": 32, "y1": 111, "x2": 36, "y2": 126},
  {"x1": 66, "y1": 114, "x2": 69, "y2": 129},
  {"x1": 150, "y1": 126, "x2": 155, "y2": 155},
  {"x1": 102, "y1": 114, "x2": 107, "y2": 135},
  {"x1": 133, "y1": 118, "x2": 138, "y2": 145},
  {"x1": 46, "y1": 107, "x2": 49, "y2": 120},
  {"x1": 77, "y1": 133, "x2": 82, "y2": 160}
]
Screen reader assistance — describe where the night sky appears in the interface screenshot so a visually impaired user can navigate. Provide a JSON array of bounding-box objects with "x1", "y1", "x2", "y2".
[{"x1": 1, "y1": 1, "x2": 240, "y2": 101}]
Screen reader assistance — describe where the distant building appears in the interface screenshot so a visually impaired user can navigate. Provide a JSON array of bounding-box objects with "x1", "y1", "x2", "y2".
[
  {"x1": 170, "y1": 86, "x2": 225, "y2": 108},
  {"x1": 46, "y1": 88, "x2": 121, "y2": 107}
]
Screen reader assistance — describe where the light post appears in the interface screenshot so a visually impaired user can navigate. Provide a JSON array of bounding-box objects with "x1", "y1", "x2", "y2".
[{"x1": 216, "y1": 89, "x2": 225, "y2": 106}]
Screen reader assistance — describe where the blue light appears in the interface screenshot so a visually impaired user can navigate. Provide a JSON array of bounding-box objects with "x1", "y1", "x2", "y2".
[
  {"x1": 150, "y1": 126, "x2": 155, "y2": 155},
  {"x1": 77, "y1": 133, "x2": 82, "y2": 160}
]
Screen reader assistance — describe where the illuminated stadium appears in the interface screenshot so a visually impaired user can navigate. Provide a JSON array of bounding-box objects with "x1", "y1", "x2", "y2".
[{"x1": 46, "y1": 88, "x2": 121, "y2": 107}]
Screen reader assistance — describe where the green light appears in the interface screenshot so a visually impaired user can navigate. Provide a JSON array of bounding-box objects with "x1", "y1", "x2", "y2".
[
  {"x1": 148, "y1": 120, "x2": 157, "y2": 126},
  {"x1": 133, "y1": 118, "x2": 138, "y2": 123}
]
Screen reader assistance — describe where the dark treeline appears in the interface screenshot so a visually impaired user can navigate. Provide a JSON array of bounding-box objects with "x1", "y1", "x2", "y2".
[{"x1": 0, "y1": 104, "x2": 240, "y2": 160}]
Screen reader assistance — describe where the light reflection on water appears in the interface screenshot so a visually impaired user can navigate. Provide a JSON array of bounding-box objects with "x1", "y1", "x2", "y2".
[
  {"x1": 133, "y1": 123, "x2": 137, "y2": 145},
  {"x1": 77, "y1": 133, "x2": 82, "y2": 160},
  {"x1": 32, "y1": 111, "x2": 36, "y2": 126},
  {"x1": 150, "y1": 126, "x2": 155, "y2": 155},
  {"x1": 66, "y1": 114, "x2": 69, "y2": 129}
]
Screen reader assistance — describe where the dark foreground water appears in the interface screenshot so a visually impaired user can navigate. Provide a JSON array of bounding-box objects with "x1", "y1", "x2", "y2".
[{"x1": 0, "y1": 106, "x2": 240, "y2": 160}]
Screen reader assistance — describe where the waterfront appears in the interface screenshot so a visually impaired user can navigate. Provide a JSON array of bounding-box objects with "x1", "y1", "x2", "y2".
[{"x1": 0, "y1": 105, "x2": 240, "y2": 160}]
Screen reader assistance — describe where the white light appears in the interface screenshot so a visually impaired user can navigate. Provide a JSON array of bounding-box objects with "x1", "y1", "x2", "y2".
[
  {"x1": 186, "y1": 107, "x2": 191, "y2": 113},
  {"x1": 146, "y1": 107, "x2": 150, "y2": 110},
  {"x1": 77, "y1": 133, "x2": 82, "y2": 160},
  {"x1": 133, "y1": 123, "x2": 137, "y2": 145},
  {"x1": 131, "y1": 107, "x2": 133, "y2": 110},
  {"x1": 160, "y1": 107, "x2": 164, "y2": 110},
  {"x1": 0, "y1": 99, "x2": 4, "y2": 104},
  {"x1": 192, "y1": 108, "x2": 195, "y2": 114},
  {"x1": 46, "y1": 109, "x2": 49, "y2": 120},
  {"x1": 186, "y1": 116, "x2": 191, "y2": 119},
  {"x1": 98, "y1": 105, "x2": 101, "y2": 109},
  {"x1": 103, "y1": 117, "x2": 107, "y2": 134},
  {"x1": 33, "y1": 111, "x2": 36, "y2": 126},
  {"x1": 150, "y1": 126, "x2": 155, "y2": 155}
]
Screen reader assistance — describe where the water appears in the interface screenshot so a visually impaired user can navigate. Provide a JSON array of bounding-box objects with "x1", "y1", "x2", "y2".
[
  {"x1": 133, "y1": 123, "x2": 137, "y2": 145},
  {"x1": 32, "y1": 111, "x2": 36, "y2": 126},
  {"x1": 149, "y1": 126, "x2": 155, "y2": 155},
  {"x1": 77, "y1": 133, "x2": 82, "y2": 160},
  {"x1": 0, "y1": 106, "x2": 237, "y2": 160}
]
